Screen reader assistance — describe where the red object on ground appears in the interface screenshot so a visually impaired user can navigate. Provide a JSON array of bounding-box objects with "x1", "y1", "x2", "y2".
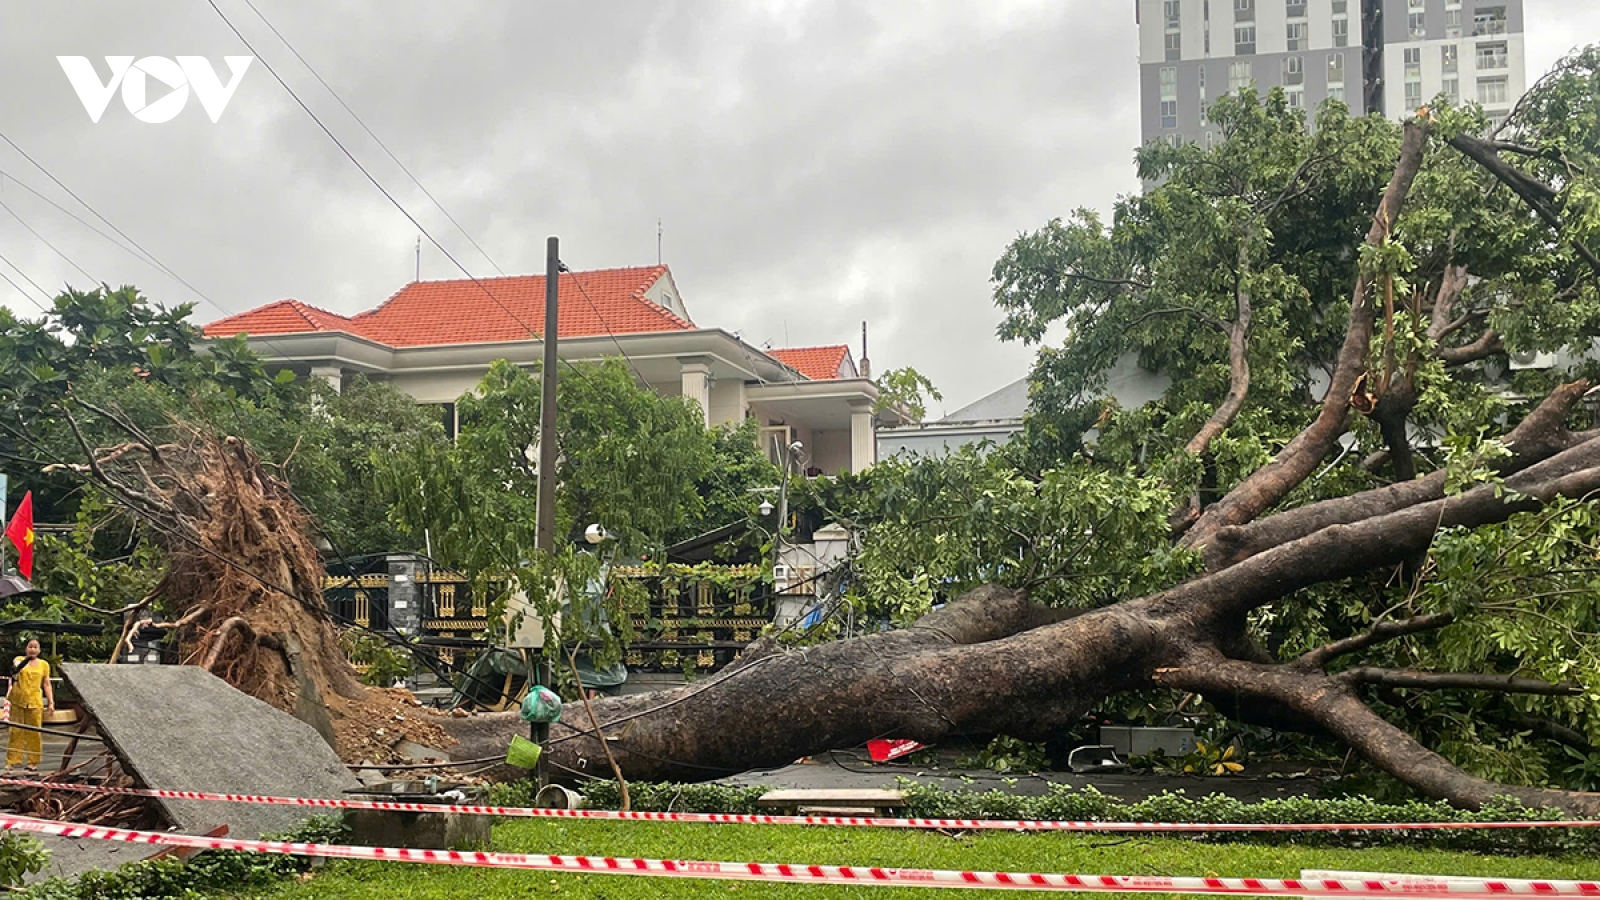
[{"x1": 867, "y1": 739, "x2": 924, "y2": 762}]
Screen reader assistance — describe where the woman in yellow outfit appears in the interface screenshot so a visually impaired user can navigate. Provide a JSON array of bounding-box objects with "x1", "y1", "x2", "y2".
[{"x1": 6, "y1": 640, "x2": 54, "y2": 770}]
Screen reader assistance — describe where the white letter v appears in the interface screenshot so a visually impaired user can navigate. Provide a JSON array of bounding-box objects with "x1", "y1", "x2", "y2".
[{"x1": 58, "y1": 56, "x2": 133, "y2": 123}]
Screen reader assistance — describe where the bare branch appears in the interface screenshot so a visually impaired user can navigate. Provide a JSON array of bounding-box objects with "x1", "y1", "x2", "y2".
[
  {"x1": 1337, "y1": 667, "x2": 1580, "y2": 696},
  {"x1": 1183, "y1": 240, "x2": 1254, "y2": 458},
  {"x1": 1124, "y1": 306, "x2": 1227, "y2": 332},
  {"x1": 1439, "y1": 329, "x2": 1505, "y2": 366},
  {"x1": 1297, "y1": 613, "x2": 1455, "y2": 669}
]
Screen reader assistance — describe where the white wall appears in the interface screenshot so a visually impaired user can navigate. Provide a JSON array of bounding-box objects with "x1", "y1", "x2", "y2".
[
  {"x1": 812, "y1": 429, "x2": 852, "y2": 474},
  {"x1": 708, "y1": 379, "x2": 747, "y2": 427},
  {"x1": 1384, "y1": 33, "x2": 1526, "y2": 119}
]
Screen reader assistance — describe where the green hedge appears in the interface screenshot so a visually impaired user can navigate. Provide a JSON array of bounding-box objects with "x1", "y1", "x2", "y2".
[
  {"x1": 21, "y1": 816, "x2": 348, "y2": 900},
  {"x1": 569, "y1": 779, "x2": 1600, "y2": 856}
]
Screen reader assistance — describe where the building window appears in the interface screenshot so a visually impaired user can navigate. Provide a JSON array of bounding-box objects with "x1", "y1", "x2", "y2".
[
  {"x1": 1475, "y1": 41, "x2": 1508, "y2": 70},
  {"x1": 1442, "y1": 75, "x2": 1459, "y2": 104},
  {"x1": 1333, "y1": 16, "x2": 1349, "y2": 47},
  {"x1": 1445, "y1": 8, "x2": 1463, "y2": 38},
  {"x1": 1328, "y1": 51, "x2": 1345, "y2": 85},
  {"x1": 1286, "y1": 20, "x2": 1306, "y2": 51},
  {"x1": 1478, "y1": 75, "x2": 1509, "y2": 105},
  {"x1": 1331, "y1": 0, "x2": 1346, "y2": 12},
  {"x1": 1160, "y1": 67, "x2": 1179, "y2": 128},
  {"x1": 1442, "y1": 44, "x2": 1458, "y2": 73},
  {"x1": 1166, "y1": 30, "x2": 1182, "y2": 60},
  {"x1": 1328, "y1": 83, "x2": 1346, "y2": 103},
  {"x1": 1165, "y1": 0, "x2": 1181, "y2": 28},
  {"x1": 1229, "y1": 60, "x2": 1253, "y2": 92},
  {"x1": 1287, "y1": 87, "x2": 1306, "y2": 111},
  {"x1": 1409, "y1": 12, "x2": 1426, "y2": 39},
  {"x1": 1198, "y1": 67, "x2": 1208, "y2": 122},
  {"x1": 1473, "y1": 6, "x2": 1507, "y2": 36},
  {"x1": 1234, "y1": 23, "x2": 1255, "y2": 54},
  {"x1": 1234, "y1": 0, "x2": 1254, "y2": 20},
  {"x1": 1284, "y1": 55, "x2": 1304, "y2": 85},
  {"x1": 1404, "y1": 47, "x2": 1422, "y2": 81},
  {"x1": 1204, "y1": 130, "x2": 1216, "y2": 150},
  {"x1": 1405, "y1": 80, "x2": 1423, "y2": 110},
  {"x1": 1285, "y1": 0, "x2": 1305, "y2": 18}
]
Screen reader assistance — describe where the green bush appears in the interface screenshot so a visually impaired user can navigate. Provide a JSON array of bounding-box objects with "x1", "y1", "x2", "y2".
[
  {"x1": 22, "y1": 816, "x2": 347, "y2": 899},
  {"x1": 572, "y1": 779, "x2": 1600, "y2": 856},
  {"x1": 0, "y1": 832, "x2": 49, "y2": 887}
]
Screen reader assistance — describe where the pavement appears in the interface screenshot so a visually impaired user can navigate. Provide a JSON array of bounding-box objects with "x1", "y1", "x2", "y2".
[{"x1": 719, "y1": 750, "x2": 1327, "y2": 803}]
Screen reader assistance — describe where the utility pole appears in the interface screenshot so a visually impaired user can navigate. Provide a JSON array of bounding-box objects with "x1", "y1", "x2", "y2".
[
  {"x1": 772, "y1": 438, "x2": 792, "y2": 572},
  {"x1": 531, "y1": 235, "x2": 560, "y2": 791},
  {"x1": 536, "y1": 236, "x2": 559, "y2": 555}
]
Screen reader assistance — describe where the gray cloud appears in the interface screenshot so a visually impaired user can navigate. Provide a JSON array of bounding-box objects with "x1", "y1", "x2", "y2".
[{"x1": 0, "y1": 1, "x2": 1593, "y2": 413}]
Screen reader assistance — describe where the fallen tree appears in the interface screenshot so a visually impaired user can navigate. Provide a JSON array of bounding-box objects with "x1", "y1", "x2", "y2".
[{"x1": 11, "y1": 56, "x2": 1600, "y2": 815}]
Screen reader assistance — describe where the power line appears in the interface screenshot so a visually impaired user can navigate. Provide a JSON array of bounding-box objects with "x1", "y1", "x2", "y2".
[
  {"x1": 562, "y1": 264, "x2": 650, "y2": 386},
  {"x1": 0, "y1": 147, "x2": 329, "y2": 371},
  {"x1": 201, "y1": 2, "x2": 536, "y2": 339},
  {"x1": 202, "y1": 0, "x2": 606, "y2": 393},
  {"x1": 0, "y1": 265, "x2": 47, "y2": 314},
  {"x1": 235, "y1": 0, "x2": 506, "y2": 277},
  {"x1": 0, "y1": 170, "x2": 151, "y2": 278},
  {"x1": 0, "y1": 133, "x2": 187, "y2": 296},
  {"x1": 0, "y1": 196, "x2": 98, "y2": 284},
  {"x1": 0, "y1": 247, "x2": 54, "y2": 303}
]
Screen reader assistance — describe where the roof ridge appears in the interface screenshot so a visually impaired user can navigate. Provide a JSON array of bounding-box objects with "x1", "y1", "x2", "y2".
[
  {"x1": 283, "y1": 298, "x2": 354, "y2": 323},
  {"x1": 770, "y1": 343, "x2": 850, "y2": 353}
]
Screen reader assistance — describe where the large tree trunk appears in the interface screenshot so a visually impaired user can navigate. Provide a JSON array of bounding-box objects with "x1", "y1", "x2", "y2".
[
  {"x1": 446, "y1": 399, "x2": 1600, "y2": 813},
  {"x1": 55, "y1": 110, "x2": 1600, "y2": 819}
]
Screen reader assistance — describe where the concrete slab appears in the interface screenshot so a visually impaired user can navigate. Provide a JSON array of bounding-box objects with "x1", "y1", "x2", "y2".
[{"x1": 62, "y1": 664, "x2": 358, "y2": 839}]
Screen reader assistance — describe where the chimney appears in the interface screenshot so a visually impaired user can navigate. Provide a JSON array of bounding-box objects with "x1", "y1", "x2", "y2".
[{"x1": 859, "y1": 321, "x2": 871, "y2": 379}]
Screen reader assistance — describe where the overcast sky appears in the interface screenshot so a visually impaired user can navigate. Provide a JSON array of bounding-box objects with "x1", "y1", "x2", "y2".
[{"x1": 0, "y1": 2, "x2": 1596, "y2": 413}]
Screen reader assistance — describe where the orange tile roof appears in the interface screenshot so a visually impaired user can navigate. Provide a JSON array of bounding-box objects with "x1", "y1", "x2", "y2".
[
  {"x1": 769, "y1": 345, "x2": 852, "y2": 380},
  {"x1": 204, "y1": 266, "x2": 691, "y2": 347}
]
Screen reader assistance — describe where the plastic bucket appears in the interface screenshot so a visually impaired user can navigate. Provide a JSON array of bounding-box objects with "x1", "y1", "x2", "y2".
[
  {"x1": 536, "y1": 784, "x2": 584, "y2": 810},
  {"x1": 505, "y1": 734, "x2": 543, "y2": 769}
]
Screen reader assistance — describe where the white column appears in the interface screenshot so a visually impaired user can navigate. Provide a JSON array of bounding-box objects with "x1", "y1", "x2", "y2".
[
  {"x1": 680, "y1": 359, "x2": 712, "y2": 427},
  {"x1": 309, "y1": 365, "x2": 342, "y2": 394},
  {"x1": 850, "y1": 401, "x2": 875, "y2": 473}
]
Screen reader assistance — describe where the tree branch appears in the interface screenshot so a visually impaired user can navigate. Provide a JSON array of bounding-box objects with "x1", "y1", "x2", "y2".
[
  {"x1": 1297, "y1": 613, "x2": 1455, "y2": 669},
  {"x1": 1155, "y1": 654, "x2": 1600, "y2": 813},
  {"x1": 1183, "y1": 243, "x2": 1254, "y2": 459},
  {"x1": 1427, "y1": 265, "x2": 1472, "y2": 341},
  {"x1": 1439, "y1": 329, "x2": 1505, "y2": 366},
  {"x1": 1200, "y1": 380, "x2": 1595, "y2": 570},
  {"x1": 1183, "y1": 120, "x2": 1431, "y2": 548},
  {"x1": 1124, "y1": 306, "x2": 1227, "y2": 332},
  {"x1": 1450, "y1": 134, "x2": 1600, "y2": 277},
  {"x1": 1337, "y1": 667, "x2": 1580, "y2": 696}
]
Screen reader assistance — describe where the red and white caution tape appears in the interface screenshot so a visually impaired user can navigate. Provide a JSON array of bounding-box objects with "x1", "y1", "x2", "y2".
[
  {"x1": 0, "y1": 812, "x2": 1595, "y2": 896},
  {"x1": 2, "y1": 777, "x2": 1598, "y2": 834}
]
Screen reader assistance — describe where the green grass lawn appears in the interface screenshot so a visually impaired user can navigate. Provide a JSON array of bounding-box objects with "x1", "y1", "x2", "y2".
[{"x1": 230, "y1": 817, "x2": 1600, "y2": 899}]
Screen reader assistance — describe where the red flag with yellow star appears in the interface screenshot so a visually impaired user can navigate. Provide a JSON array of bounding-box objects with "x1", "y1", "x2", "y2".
[{"x1": 5, "y1": 491, "x2": 34, "y2": 580}]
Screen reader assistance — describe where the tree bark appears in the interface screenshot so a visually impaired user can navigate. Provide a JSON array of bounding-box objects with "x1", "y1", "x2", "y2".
[
  {"x1": 1199, "y1": 379, "x2": 1595, "y2": 570},
  {"x1": 445, "y1": 429, "x2": 1600, "y2": 815}
]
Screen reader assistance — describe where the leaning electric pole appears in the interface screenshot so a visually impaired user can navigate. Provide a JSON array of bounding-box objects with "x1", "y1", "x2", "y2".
[
  {"x1": 536, "y1": 236, "x2": 559, "y2": 554},
  {"x1": 529, "y1": 235, "x2": 561, "y2": 789}
]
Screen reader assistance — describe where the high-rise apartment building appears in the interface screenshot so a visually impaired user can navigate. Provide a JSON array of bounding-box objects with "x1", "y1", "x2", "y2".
[{"x1": 1136, "y1": 0, "x2": 1527, "y2": 148}]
